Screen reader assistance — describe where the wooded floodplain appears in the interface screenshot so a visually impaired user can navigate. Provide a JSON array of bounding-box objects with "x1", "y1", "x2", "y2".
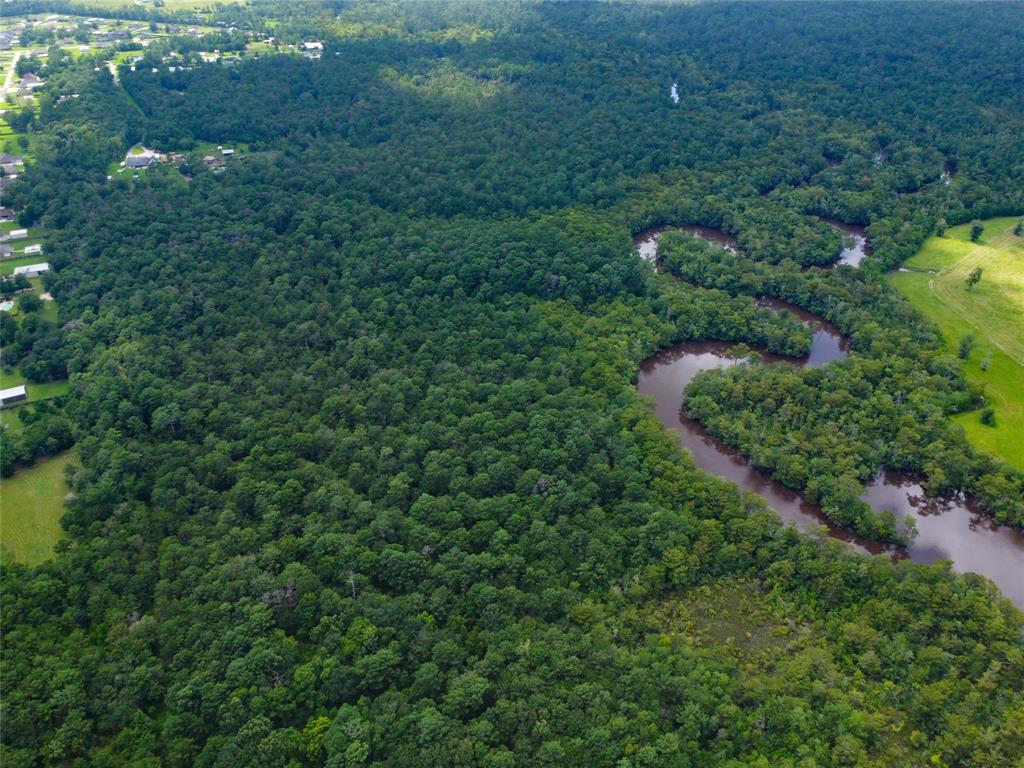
[{"x1": 2, "y1": 2, "x2": 1023, "y2": 766}]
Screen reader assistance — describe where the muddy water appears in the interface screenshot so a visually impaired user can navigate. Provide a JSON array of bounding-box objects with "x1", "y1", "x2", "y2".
[
  {"x1": 633, "y1": 225, "x2": 738, "y2": 262},
  {"x1": 638, "y1": 343, "x2": 883, "y2": 554},
  {"x1": 820, "y1": 218, "x2": 871, "y2": 267},
  {"x1": 638, "y1": 344, "x2": 1024, "y2": 607},
  {"x1": 756, "y1": 296, "x2": 850, "y2": 367}
]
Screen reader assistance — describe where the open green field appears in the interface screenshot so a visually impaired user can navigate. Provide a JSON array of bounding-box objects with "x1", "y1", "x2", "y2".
[
  {"x1": 0, "y1": 449, "x2": 77, "y2": 565},
  {"x1": 889, "y1": 216, "x2": 1024, "y2": 470},
  {"x1": 0, "y1": 367, "x2": 69, "y2": 403},
  {"x1": 0, "y1": 255, "x2": 44, "y2": 276}
]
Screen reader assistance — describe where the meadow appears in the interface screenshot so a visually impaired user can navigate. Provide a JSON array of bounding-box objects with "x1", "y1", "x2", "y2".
[
  {"x1": 889, "y1": 217, "x2": 1024, "y2": 470},
  {"x1": 0, "y1": 450, "x2": 76, "y2": 565}
]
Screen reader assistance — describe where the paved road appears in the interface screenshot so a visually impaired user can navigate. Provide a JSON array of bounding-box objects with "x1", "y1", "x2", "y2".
[{"x1": 2, "y1": 51, "x2": 23, "y2": 103}]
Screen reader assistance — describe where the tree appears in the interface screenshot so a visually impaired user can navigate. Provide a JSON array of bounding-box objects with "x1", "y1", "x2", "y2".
[
  {"x1": 16, "y1": 293, "x2": 42, "y2": 313},
  {"x1": 980, "y1": 408, "x2": 996, "y2": 426},
  {"x1": 980, "y1": 352, "x2": 991, "y2": 371},
  {"x1": 1015, "y1": 218, "x2": 1023, "y2": 236},
  {"x1": 970, "y1": 220, "x2": 984, "y2": 242},
  {"x1": 965, "y1": 267, "x2": 983, "y2": 290},
  {"x1": 957, "y1": 334, "x2": 976, "y2": 359},
  {"x1": 935, "y1": 218, "x2": 948, "y2": 236}
]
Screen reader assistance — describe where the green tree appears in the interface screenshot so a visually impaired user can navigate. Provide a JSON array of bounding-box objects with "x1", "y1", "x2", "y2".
[
  {"x1": 966, "y1": 267, "x2": 983, "y2": 290},
  {"x1": 957, "y1": 334, "x2": 976, "y2": 359}
]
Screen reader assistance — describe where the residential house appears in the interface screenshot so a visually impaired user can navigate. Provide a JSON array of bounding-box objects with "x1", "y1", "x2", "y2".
[
  {"x1": 24, "y1": 244, "x2": 43, "y2": 255},
  {"x1": 19, "y1": 73, "x2": 46, "y2": 91},
  {"x1": 126, "y1": 154, "x2": 157, "y2": 169},
  {"x1": 5, "y1": 229, "x2": 28, "y2": 241}
]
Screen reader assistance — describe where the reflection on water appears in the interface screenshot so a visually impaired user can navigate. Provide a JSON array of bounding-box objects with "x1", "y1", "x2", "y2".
[
  {"x1": 820, "y1": 218, "x2": 871, "y2": 268},
  {"x1": 633, "y1": 225, "x2": 738, "y2": 263},
  {"x1": 638, "y1": 342, "x2": 1024, "y2": 608},
  {"x1": 756, "y1": 296, "x2": 849, "y2": 367}
]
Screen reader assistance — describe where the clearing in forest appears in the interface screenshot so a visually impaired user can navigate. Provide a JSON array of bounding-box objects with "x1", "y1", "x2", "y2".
[
  {"x1": 889, "y1": 217, "x2": 1024, "y2": 470},
  {"x1": 0, "y1": 450, "x2": 77, "y2": 565}
]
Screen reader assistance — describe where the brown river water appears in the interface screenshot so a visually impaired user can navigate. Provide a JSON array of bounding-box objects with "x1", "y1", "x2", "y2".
[
  {"x1": 819, "y1": 218, "x2": 871, "y2": 267},
  {"x1": 634, "y1": 229, "x2": 1024, "y2": 606}
]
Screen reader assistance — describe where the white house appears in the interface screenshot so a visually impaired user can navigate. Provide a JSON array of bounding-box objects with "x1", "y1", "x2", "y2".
[
  {"x1": 13, "y1": 262, "x2": 50, "y2": 277},
  {"x1": 0, "y1": 300, "x2": 13, "y2": 312},
  {"x1": 24, "y1": 244, "x2": 42, "y2": 255},
  {"x1": 302, "y1": 41, "x2": 323, "y2": 51},
  {"x1": 7, "y1": 229, "x2": 28, "y2": 240}
]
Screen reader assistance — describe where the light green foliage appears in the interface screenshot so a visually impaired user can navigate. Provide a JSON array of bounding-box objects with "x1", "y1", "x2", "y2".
[{"x1": 890, "y1": 217, "x2": 1024, "y2": 469}]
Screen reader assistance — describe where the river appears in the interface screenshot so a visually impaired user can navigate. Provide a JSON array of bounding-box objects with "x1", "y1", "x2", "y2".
[
  {"x1": 820, "y1": 218, "x2": 871, "y2": 267},
  {"x1": 634, "y1": 229, "x2": 1024, "y2": 607}
]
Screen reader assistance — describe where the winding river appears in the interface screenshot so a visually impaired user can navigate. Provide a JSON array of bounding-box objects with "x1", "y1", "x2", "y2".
[
  {"x1": 820, "y1": 218, "x2": 871, "y2": 267},
  {"x1": 635, "y1": 229, "x2": 1024, "y2": 606}
]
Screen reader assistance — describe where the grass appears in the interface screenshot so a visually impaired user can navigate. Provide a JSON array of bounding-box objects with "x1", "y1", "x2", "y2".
[
  {"x1": 0, "y1": 449, "x2": 77, "y2": 565},
  {"x1": 1, "y1": 255, "x2": 45, "y2": 277},
  {"x1": 1, "y1": 406, "x2": 27, "y2": 434},
  {"x1": 889, "y1": 216, "x2": 1024, "y2": 470},
  {"x1": 0, "y1": 366, "x2": 69, "y2": 403}
]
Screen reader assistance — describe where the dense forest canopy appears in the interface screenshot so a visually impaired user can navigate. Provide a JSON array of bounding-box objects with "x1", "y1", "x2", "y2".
[{"x1": 2, "y1": 2, "x2": 1023, "y2": 766}]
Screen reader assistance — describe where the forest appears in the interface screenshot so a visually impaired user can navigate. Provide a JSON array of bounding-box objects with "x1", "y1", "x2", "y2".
[{"x1": 2, "y1": 2, "x2": 1023, "y2": 766}]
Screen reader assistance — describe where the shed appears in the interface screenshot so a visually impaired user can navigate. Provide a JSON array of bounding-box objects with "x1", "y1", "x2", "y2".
[
  {"x1": 0, "y1": 385, "x2": 27, "y2": 406},
  {"x1": 13, "y1": 262, "x2": 50, "y2": 277}
]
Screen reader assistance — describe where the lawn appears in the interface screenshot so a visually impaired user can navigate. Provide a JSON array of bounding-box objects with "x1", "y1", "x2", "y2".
[
  {"x1": 0, "y1": 366, "x2": 70, "y2": 402},
  {"x1": 0, "y1": 449, "x2": 77, "y2": 565},
  {"x1": 889, "y1": 216, "x2": 1024, "y2": 470},
  {"x1": 0, "y1": 255, "x2": 44, "y2": 276}
]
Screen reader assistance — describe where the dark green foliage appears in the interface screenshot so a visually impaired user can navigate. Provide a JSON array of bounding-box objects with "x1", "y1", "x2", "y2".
[
  {"x1": 16, "y1": 293, "x2": 42, "y2": 314},
  {"x1": 0, "y1": 400, "x2": 75, "y2": 477},
  {"x1": 980, "y1": 408, "x2": 996, "y2": 427},
  {"x1": 966, "y1": 267, "x2": 983, "y2": 290},
  {"x1": 2, "y1": 2, "x2": 1023, "y2": 767},
  {"x1": 970, "y1": 220, "x2": 984, "y2": 242},
  {"x1": 958, "y1": 333, "x2": 977, "y2": 358}
]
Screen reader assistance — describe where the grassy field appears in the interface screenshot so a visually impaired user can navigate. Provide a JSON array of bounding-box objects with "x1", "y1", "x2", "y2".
[
  {"x1": 0, "y1": 367, "x2": 70, "y2": 403},
  {"x1": 0, "y1": 450, "x2": 77, "y2": 565},
  {"x1": 890, "y1": 216, "x2": 1024, "y2": 470}
]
